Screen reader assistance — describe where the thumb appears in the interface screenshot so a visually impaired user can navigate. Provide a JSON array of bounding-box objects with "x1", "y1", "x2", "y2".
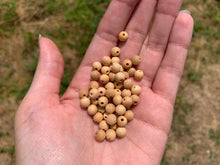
[{"x1": 28, "y1": 37, "x2": 64, "y2": 96}]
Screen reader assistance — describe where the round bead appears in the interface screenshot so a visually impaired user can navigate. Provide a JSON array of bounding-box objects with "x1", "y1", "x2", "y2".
[
  {"x1": 105, "y1": 103, "x2": 116, "y2": 114},
  {"x1": 116, "y1": 127, "x2": 126, "y2": 138},
  {"x1": 106, "y1": 114, "x2": 117, "y2": 126},
  {"x1": 87, "y1": 104, "x2": 98, "y2": 116},
  {"x1": 122, "y1": 71, "x2": 129, "y2": 79},
  {"x1": 114, "y1": 81, "x2": 123, "y2": 89},
  {"x1": 111, "y1": 57, "x2": 120, "y2": 63},
  {"x1": 122, "y1": 96, "x2": 133, "y2": 108},
  {"x1": 92, "y1": 61, "x2": 102, "y2": 71},
  {"x1": 80, "y1": 97, "x2": 90, "y2": 108},
  {"x1": 93, "y1": 112, "x2": 103, "y2": 123},
  {"x1": 95, "y1": 129, "x2": 106, "y2": 142},
  {"x1": 111, "y1": 47, "x2": 120, "y2": 57},
  {"x1": 115, "y1": 72, "x2": 125, "y2": 83},
  {"x1": 111, "y1": 63, "x2": 121, "y2": 73},
  {"x1": 109, "y1": 73, "x2": 115, "y2": 82},
  {"x1": 113, "y1": 95, "x2": 122, "y2": 105},
  {"x1": 128, "y1": 68, "x2": 136, "y2": 77},
  {"x1": 115, "y1": 105, "x2": 126, "y2": 115},
  {"x1": 134, "y1": 70, "x2": 144, "y2": 80},
  {"x1": 91, "y1": 70, "x2": 100, "y2": 81},
  {"x1": 100, "y1": 74, "x2": 109, "y2": 84},
  {"x1": 119, "y1": 31, "x2": 128, "y2": 42},
  {"x1": 98, "y1": 87, "x2": 106, "y2": 96},
  {"x1": 122, "y1": 59, "x2": 132, "y2": 70},
  {"x1": 106, "y1": 129, "x2": 116, "y2": 141},
  {"x1": 101, "y1": 66, "x2": 110, "y2": 75},
  {"x1": 124, "y1": 79, "x2": 133, "y2": 89},
  {"x1": 89, "y1": 81, "x2": 99, "y2": 89},
  {"x1": 131, "y1": 55, "x2": 141, "y2": 65},
  {"x1": 131, "y1": 95, "x2": 140, "y2": 105},
  {"x1": 117, "y1": 116, "x2": 127, "y2": 127},
  {"x1": 124, "y1": 110, "x2": 134, "y2": 121},
  {"x1": 79, "y1": 89, "x2": 88, "y2": 99},
  {"x1": 105, "y1": 82, "x2": 114, "y2": 89},
  {"x1": 99, "y1": 120, "x2": 109, "y2": 131},
  {"x1": 101, "y1": 56, "x2": 112, "y2": 66},
  {"x1": 98, "y1": 96, "x2": 108, "y2": 107},
  {"x1": 121, "y1": 89, "x2": 131, "y2": 97},
  {"x1": 105, "y1": 89, "x2": 116, "y2": 98},
  {"x1": 114, "y1": 89, "x2": 121, "y2": 96},
  {"x1": 89, "y1": 88, "x2": 99, "y2": 99},
  {"x1": 131, "y1": 85, "x2": 142, "y2": 95}
]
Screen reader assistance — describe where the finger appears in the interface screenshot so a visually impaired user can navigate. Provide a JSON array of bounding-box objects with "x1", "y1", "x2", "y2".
[
  {"x1": 28, "y1": 37, "x2": 64, "y2": 96},
  {"x1": 152, "y1": 12, "x2": 194, "y2": 104},
  {"x1": 62, "y1": 0, "x2": 140, "y2": 100},
  {"x1": 138, "y1": 0, "x2": 182, "y2": 87}
]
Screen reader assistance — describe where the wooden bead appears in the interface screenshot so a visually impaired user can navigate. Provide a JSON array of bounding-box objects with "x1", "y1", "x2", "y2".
[
  {"x1": 128, "y1": 67, "x2": 136, "y2": 77},
  {"x1": 113, "y1": 95, "x2": 122, "y2": 105},
  {"x1": 105, "y1": 103, "x2": 116, "y2": 114},
  {"x1": 100, "y1": 74, "x2": 109, "y2": 84},
  {"x1": 131, "y1": 85, "x2": 141, "y2": 95},
  {"x1": 105, "y1": 89, "x2": 115, "y2": 98},
  {"x1": 114, "y1": 89, "x2": 122, "y2": 96},
  {"x1": 115, "y1": 72, "x2": 125, "y2": 83},
  {"x1": 79, "y1": 89, "x2": 88, "y2": 99},
  {"x1": 111, "y1": 63, "x2": 121, "y2": 73},
  {"x1": 116, "y1": 127, "x2": 126, "y2": 138},
  {"x1": 134, "y1": 70, "x2": 144, "y2": 80},
  {"x1": 91, "y1": 70, "x2": 100, "y2": 81},
  {"x1": 98, "y1": 96, "x2": 108, "y2": 107},
  {"x1": 93, "y1": 112, "x2": 103, "y2": 123},
  {"x1": 98, "y1": 106, "x2": 106, "y2": 113},
  {"x1": 89, "y1": 81, "x2": 99, "y2": 89},
  {"x1": 122, "y1": 96, "x2": 133, "y2": 108},
  {"x1": 124, "y1": 79, "x2": 133, "y2": 89},
  {"x1": 92, "y1": 61, "x2": 102, "y2": 71},
  {"x1": 121, "y1": 89, "x2": 131, "y2": 97},
  {"x1": 119, "y1": 31, "x2": 128, "y2": 42},
  {"x1": 101, "y1": 66, "x2": 110, "y2": 74},
  {"x1": 131, "y1": 55, "x2": 141, "y2": 66},
  {"x1": 109, "y1": 73, "x2": 115, "y2": 82},
  {"x1": 112, "y1": 57, "x2": 120, "y2": 63},
  {"x1": 106, "y1": 114, "x2": 117, "y2": 125},
  {"x1": 114, "y1": 81, "x2": 123, "y2": 89},
  {"x1": 87, "y1": 104, "x2": 98, "y2": 116},
  {"x1": 89, "y1": 88, "x2": 99, "y2": 99},
  {"x1": 101, "y1": 56, "x2": 112, "y2": 66},
  {"x1": 99, "y1": 120, "x2": 109, "y2": 131},
  {"x1": 111, "y1": 47, "x2": 120, "y2": 57},
  {"x1": 91, "y1": 98, "x2": 99, "y2": 105},
  {"x1": 106, "y1": 129, "x2": 116, "y2": 141},
  {"x1": 122, "y1": 71, "x2": 129, "y2": 79},
  {"x1": 105, "y1": 82, "x2": 114, "y2": 89},
  {"x1": 131, "y1": 95, "x2": 140, "y2": 105},
  {"x1": 122, "y1": 59, "x2": 132, "y2": 70},
  {"x1": 95, "y1": 129, "x2": 106, "y2": 142},
  {"x1": 115, "y1": 104, "x2": 126, "y2": 115},
  {"x1": 98, "y1": 87, "x2": 106, "y2": 96},
  {"x1": 117, "y1": 116, "x2": 127, "y2": 127},
  {"x1": 80, "y1": 97, "x2": 90, "y2": 108},
  {"x1": 124, "y1": 110, "x2": 134, "y2": 121}
]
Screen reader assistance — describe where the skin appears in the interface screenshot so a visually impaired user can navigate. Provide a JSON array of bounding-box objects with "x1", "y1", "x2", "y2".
[{"x1": 14, "y1": 0, "x2": 194, "y2": 164}]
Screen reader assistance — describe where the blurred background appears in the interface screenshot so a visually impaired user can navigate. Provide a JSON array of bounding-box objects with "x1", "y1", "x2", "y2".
[{"x1": 0, "y1": 0, "x2": 219, "y2": 164}]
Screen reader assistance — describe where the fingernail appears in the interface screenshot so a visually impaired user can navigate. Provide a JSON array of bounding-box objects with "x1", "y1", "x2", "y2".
[
  {"x1": 39, "y1": 34, "x2": 42, "y2": 39},
  {"x1": 179, "y1": 10, "x2": 191, "y2": 15}
]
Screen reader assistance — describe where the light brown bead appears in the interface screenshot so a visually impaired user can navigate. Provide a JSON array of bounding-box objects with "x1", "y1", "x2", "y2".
[
  {"x1": 119, "y1": 31, "x2": 128, "y2": 42},
  {"x1": 116, "y1": 127, "x2": 126, "y2": 138},
  {"x1": 105, "y1": 103, "x2": 116, "y2": 114},
  {"x1": 115, "y1": 72, "x2": 125, "y2": 83},
  {"x1": 114, "y1": 89, "x2": 122, "y2": 96},
  {"x1": 106, "y1": 129, "x2": 116, "y2": 141},
  {"x1": 95, "y1": 129, "x2": 106, "y2": 142},
  {"x1": 131, "y1": 85, "x2": 141, "y2": 95},
  {"x1": 110, "y1": 124, "x2": 117, "y2": 130},
  {"x1": 80, "y1": 97, "x2": 90, "y2": 108},
  {"x1": 87, "y1": 104, "x2": 98, "y2": 116},
  {"x1": 121, "y1": 89, "x2": 131, "y2": 97},
  {"x1": 131, "y1": 95, "x2": 140, "y2": 105},
  {"x1": 122, "y1": 59, "x2": 132, "y2": 70},
  {"x1": 91, "y1": 70, "x2": 100, "y2": 81},
  {"x1": 105, "y1": 89, "x2": 115, "y2": 98},
  {"x1": 89, "y1": 88, "x2": 99, "y2": 99},
  {"x1": 109, "y1": 73, "x2": 115, "y2": 82},
  {"x1": 100, "y1": 74, "x2": 109, "y2": 84},
  {"x1": 105, "y1": 82, "x2": 114, "y2": 89},
  {"x1": 124, "y1": 110, "x2": 134, "y2": 121},
  {"x1": 89, "y1": 81, "x2": 99, "y2": 89},
  {"x1": 111, "y1": 47, "x2": 120, "y2": 57},
  {"x1": 134, "y1": 70, "x2": 144, "y2": 80},
  {"x1": 98, "y1": 96, "x2": 108, "y2": 107},
  {"x1": 122, "y1": 71, "x2": 129, "y2": 79},
  {"x1": 112, "y1": 57, "x2": 120, "y2": 63},
  {"x1": 91, "y1": 98, "x2": 99, "y2": 105},
  {"x1": 98, "y1": 87, "x2": 106, "y2": 96},
  {"x1": 122, "y1": 96, "x2": 133, "y2": 108},
  {"x1": 101, "y1": 56, "x2": 112, "y2": 66},
  {"x1": 101, "y1": 66, "x2": 110, "y2": 75},
  {"x1": 98, "y1": 106, "x2": 106, "y2": 113},
  {"x1": 99, "y1": 120, "x2": 109, "y2": 131},
  {"x1": 117, "y1": 116, "x2": 127, "y2": 127},
  {"x1": 111, "y1": 63, "x2": 121, "y2": 73},
  {"x1": 131, "y1": 55, "x2": 141, "y2": 66},
  {"x1": 113, "y1": 95, "x2": 122, "y2": 105},
  {"x1": 114, "y1": 81, "x2": 123, "y2": 89},
  {"x1": 124, "y1": 79, "x2": 133, "y2": 89},
  {"x1": 106, "y1": 114, "x2": 117, "y2": 125},
  {"x1": 128, "y1": 68, "x2": 136, "y2": 77},
  {"x1": 92, "y1": 61, "x2": 102, "y2": 71},
  {"x1": 115, "y1": 105, "x2": 126, "y2": 115},
  {"x1": 79, "y1": 89, "x2": 88, "y2": 99},
  {"x1": 93, "y1": 112, "x2": 103, "y2": 123}
]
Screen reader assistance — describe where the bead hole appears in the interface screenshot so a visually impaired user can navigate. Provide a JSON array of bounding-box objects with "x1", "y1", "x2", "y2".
[
  {"x1": 122, "y1": 33, "x2": 125, "y2": 36},
  {"x1": 121, "y1": 118, "x2": 124, "y2": 121},
  {"x1": 101, "y1": 102, "x2": 104, "y2": 104}
]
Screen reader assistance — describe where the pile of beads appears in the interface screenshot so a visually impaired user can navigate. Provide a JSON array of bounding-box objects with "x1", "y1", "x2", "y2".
[{"x1": 79, "y1": 31, "x2": 144, "y2": 142}]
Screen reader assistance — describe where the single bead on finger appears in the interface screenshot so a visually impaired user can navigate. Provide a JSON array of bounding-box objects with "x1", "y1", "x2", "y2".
[
  {"x1": 100, "y1": 74, "x2": 109, "y2": 84},
  {"x1": 87, "y1": 104, "x2": 98, "y2": 116},
  {"x1": 93, "y1": 112, "x2": 103, "y2": 123},
  {"x1": 131, "y1": 85, "x2": 142, "y2": 95},
  {"x1": 99, "y1": 120, "x2": 109, "y2": 131},
  {"x1": 131, "y1": 55, "x2": 141, "y2": 66},
  {"x1": 89, "y1": 81, "x2": 99, "y2": 89},
  {"x1": 106, "y1": 129, "x2": 116, "y2": 141},
  {"x1": 91, "y1": 70, "x2": 101, "y2": 81},
  {"x1": 101, "y1": 56, "x2": 112, "y2": 66},
  {"x1": 92, "y1": 61, "x2": 102, "y2": 71},
  {"x1": 111, "y1": 47, "x2": 120, "y2": 57},
  {"x1": 106, "y1": 114, "x2": 117, "y2": 126},
  {"x1": 117, "y1": 116, "x2": 127, "y2": 127},
  {"x1": 134, "y1": 70, "x2": 144, "y2": 80},
  {"x1": 79, "y1": 89, "x2": 88, "y2": 99},
  {"x1": 122, "y1": 59, "x2": 132, "y2": 70},
  {"x1": 116, "y1": 127, "x2": 126, "y2": 138},
  {"x1": 124, "y1": 110, "x2": 134, "y2": 121},
  {"x1": 80, "y1": 97, "x2": 90, "y2": 108},
  {"x1": 89, "y1": 88, "x2": 99, "y2": 99},
  {"x1": 95, "y1": 129, "x2": 106, "y2": 142},
  {"x1": 119, "y1": 31, "x2": 128, "y2": 42}
]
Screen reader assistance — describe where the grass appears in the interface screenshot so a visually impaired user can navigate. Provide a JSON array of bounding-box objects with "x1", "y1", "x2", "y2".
[{"x1": 209, "y1": 128, "x2": 220, "y2": 146}]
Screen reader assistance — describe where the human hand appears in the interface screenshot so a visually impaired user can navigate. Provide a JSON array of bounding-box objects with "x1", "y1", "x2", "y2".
[{"x1": 15, "y1": 0, "x2": 193, "y2": 164}]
